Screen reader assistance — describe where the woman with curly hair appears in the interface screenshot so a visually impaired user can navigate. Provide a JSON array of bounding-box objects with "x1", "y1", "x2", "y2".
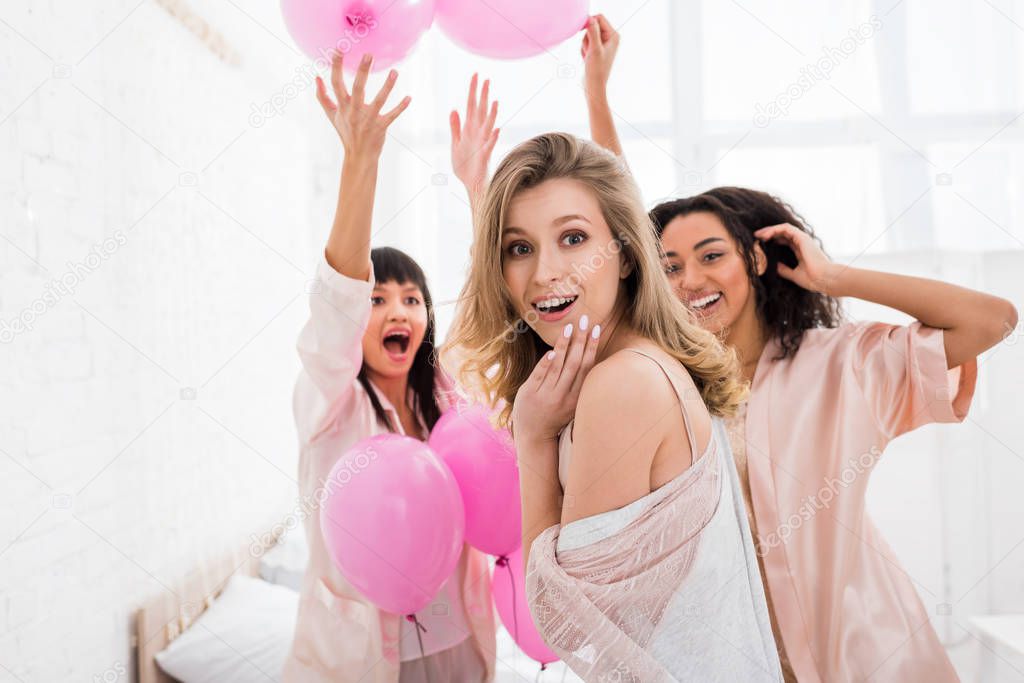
[{"x1": 583, "y1": 14, "x2": 1018, "y2": 682}]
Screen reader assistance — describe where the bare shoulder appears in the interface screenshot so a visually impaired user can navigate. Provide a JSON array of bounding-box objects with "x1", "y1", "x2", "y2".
[
  {"x1": 562, "y1": 345, "x2": 688, "y2": 524},
  {"x1": 577, "y1": 344, "x2": 712, "y2": 457},
  {"x1": 576, "y1": 346, "x2": 681, "y2": 433}
]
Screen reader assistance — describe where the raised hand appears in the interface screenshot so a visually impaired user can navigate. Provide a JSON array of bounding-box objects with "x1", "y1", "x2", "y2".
[
  {"x1": 754, "y1": 223, "x2": 837, "y2": 293},
  {"x1": 580, "y1": 14, "x2": 623, "y2": 156},
  {"x1": 582, "y1": 14, "x2": 620, "y2": 95},
  {"x1": 450, "y1": 73, "x2": 500, "y2": 202},
  {"x1": 315, "y1": 52, "x2": 412, "y2": 161}
]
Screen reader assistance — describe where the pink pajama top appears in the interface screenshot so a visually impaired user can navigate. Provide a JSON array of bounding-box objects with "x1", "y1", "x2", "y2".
[
  {"x1": 744, "y1": 321, "x2": 977, "y2": 682},
  {"x1": 281, "y1": 251, "x2": 497, "y2": 683}
]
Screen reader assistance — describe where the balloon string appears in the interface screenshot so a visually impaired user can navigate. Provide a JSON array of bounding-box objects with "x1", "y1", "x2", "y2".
[
  {"x1": 509, "y1": 561, "x2": 520, "y2": 654},
  {"x1": 406, "y1": 614, "x2": 433, "y2": 683},
  {"x1": 495, "y1": 555, "x2": 520, "y2": 649}
]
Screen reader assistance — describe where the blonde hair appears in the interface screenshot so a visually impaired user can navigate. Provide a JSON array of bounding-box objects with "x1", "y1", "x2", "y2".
[{"x1": 441, "y1": 133, "x2": 746, "y2": 427}]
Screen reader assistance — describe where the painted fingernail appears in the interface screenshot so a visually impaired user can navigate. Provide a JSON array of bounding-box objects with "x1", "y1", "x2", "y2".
[
  {"x1": 592, "y1": 324, "x2": 601, "y2": 339},
  {"x1": 579, "y1": 314, "x2": 589, "y2": 331},
  {"x1": 547, "y1": 351, "x2": 555, "y2": 360},
  {"x1": 563, "y1": 323, "x2": 573, "y2": 338}
]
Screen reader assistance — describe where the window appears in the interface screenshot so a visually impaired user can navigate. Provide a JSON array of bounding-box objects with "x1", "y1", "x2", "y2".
[{"x1": 364, "y1": 0, "x2": 1024, "y2": 341}]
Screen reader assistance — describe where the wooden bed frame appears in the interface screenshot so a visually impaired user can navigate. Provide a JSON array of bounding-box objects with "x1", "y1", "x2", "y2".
[{"x1": 133, "y1": 528, "x2": 286, "y2": 683}]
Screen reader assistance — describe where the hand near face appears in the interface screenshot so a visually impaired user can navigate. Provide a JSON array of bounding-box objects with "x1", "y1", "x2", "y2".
[
  {"x1": 754, "y1": 223, "x2": 838, "y2": 294},
  {"x1": 511, "y1": 317, "x2": 601, "y2": 449}
]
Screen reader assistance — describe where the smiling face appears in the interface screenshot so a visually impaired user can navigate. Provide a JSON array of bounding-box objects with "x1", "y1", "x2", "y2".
[
  {"x1": 659, "y1": 211, "x2": 763, "y2": 336},
  {"x1": 500, "y1": 177, "x2": 630, "y2": 347},
  {"x1": 360, "y1": 279, "x2": 428, "y2": 379}
]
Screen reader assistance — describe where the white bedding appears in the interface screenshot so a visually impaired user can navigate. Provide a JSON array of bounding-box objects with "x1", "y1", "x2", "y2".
[{"x1": 155, "y1": 574, "x2": 298, "y2": 683}]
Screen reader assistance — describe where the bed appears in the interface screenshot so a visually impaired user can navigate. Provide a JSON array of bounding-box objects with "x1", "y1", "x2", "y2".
[
  {"x1": 133, "y1": 526, "x2": 306, "y2": 683},
  {"x1": 132, "y1": 523, "x2": 582, "y2": 682}
]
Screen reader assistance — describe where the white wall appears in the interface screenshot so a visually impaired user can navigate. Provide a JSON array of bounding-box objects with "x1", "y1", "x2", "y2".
[{"x1": 0, "y1": 1, "x2": 337, "y2": 680}]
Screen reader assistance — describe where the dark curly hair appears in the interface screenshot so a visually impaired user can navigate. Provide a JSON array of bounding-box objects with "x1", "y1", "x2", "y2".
[{"x1": 649, "y1": 187, "x2": 842, "y2": 360}]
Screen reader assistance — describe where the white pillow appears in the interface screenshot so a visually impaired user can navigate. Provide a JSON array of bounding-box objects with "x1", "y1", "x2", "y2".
[
  {"x1": 155, "y1": 575, "x2": 299, "y2": 683},
  {"x1": 259, "y1": 531, "x2": 308, "y2": 592}
]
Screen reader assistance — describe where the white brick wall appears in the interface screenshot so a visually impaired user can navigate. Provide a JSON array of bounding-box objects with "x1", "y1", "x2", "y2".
[{"x1": 0, "y1": 2, "x2": 340, "y2": 680}]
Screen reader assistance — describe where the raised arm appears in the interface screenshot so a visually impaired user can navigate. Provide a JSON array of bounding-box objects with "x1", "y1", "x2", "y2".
[
  {"x1": 755, "y1": 223, "x2": 1019, "y2": 369},
  {"x1": 450, "y1": 74, "x2": 501, "y2": 214},
  {"x1": 294, "y1": 54, "x2": 411, "y2": 443},
  {"x1": 315, "y1": 52, "x2": 411, "y2": 280},
  {"x1": 582, "y1": 14, "x2": 623, "y2": 156}
]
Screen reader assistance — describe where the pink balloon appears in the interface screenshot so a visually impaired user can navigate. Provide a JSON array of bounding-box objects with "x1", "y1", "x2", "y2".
[
  {"x1": 281, "y1": 0, "x2": 436, "y2": 72},
  {"x1": 492, "y1": 547, "x2": 559, "y2": 665},
  {"x1": 435, "y1": 0, "x2": 589, "y2": 59},
  {"x1": 428, "y1": 404, "x2": 521, "y2": 557},
  {"x1": 320, "y1": 434, "x2": 465, "y2": 615}
]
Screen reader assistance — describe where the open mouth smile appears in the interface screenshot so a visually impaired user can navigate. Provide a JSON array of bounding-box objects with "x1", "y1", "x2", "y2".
[
  {"x1": 382, "y1": 329, "x2": 411, "y2": 361},
  {"x1": 689, "y1": 292, "x2": 723, "y2": 315},
  {"x1": 532, "y1": 295, "x2": 578, "y2": 322}
]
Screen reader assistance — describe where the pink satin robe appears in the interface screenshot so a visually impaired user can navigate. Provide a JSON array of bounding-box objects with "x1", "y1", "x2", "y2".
[
  {"x1": 281, "y1": 252, "x2": 497, "y2": 683},
  {"x1": 746, "y1": 321, "x2": 977, "y2": 682}
]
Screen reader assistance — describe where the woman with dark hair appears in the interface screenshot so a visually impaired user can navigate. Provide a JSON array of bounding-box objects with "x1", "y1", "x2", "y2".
[
  {"x1": 581, "y1": 15, "x2": 1018, "y2": 683},
  {"x1": 649, "y1": 188, "x2": 842, "y2": 365},
  {"x1": 282, "y1": 54, "x2": 499, "y2": 683},
  {"x1": 354, "y1": 245, "x2": 444, "y2": 435}
]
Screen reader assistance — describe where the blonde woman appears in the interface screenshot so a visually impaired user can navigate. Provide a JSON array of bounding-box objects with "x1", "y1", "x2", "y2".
[{"x1": 442, "y1": 133, "x2": 784, "y2": 681}]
